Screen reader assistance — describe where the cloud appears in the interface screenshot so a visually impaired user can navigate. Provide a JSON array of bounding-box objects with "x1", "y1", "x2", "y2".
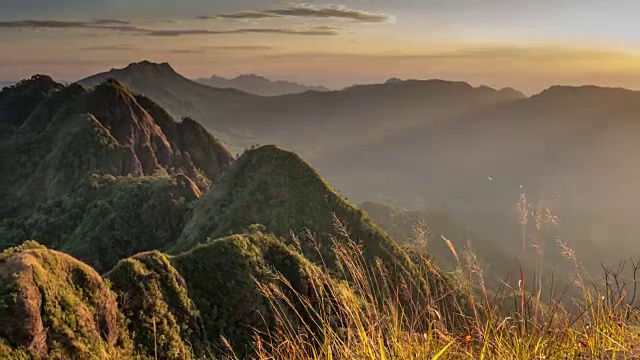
[
  {"x1": 144, "y1": 27, "x2": 338, "y2": 37},
  {"x1": 0, "y1": 19, "x2": 339, "y2": 37},
  {"x1": 92, "y1": 18, "x2": 132, "y2": 25},
  {"x1": 169, "y1": 49, "x2": 205, "y2": 54},
  {"x1": 199, "y1": 3, "x2": 393, "y2": 23},
  {"x1": 204, "y1": 45, "x2": 277, "y2": 51},
  {"x1": 0, "y1": 19, "x2": 143, "y2": 32},
  {"x1": 199, "y1": 11, "x2": 279, "y2": 21},
  {"x1": 80, "y1": 44, "x2": 134, "y2": 51},
  {"x1": 311, "y1": 25, "x2": 343, "y2": 31}
]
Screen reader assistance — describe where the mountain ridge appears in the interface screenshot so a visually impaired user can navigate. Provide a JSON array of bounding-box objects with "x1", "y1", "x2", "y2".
[
  {"x1": 196, "y1": 73, "x2": 330, "y2": 96},
  {"x1": 1, "y1": 76, "x2": 235, "y2": 271}
]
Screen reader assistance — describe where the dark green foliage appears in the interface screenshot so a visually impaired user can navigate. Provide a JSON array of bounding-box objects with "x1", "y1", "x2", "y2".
[
  {"x1": 0, "y1": 234, "x2": 322, "y2": 359},
  {"x1": 106, "y1": 231, "x2": 321, "y2": 358},
  {"x1": 0, "y1": 75, "x2": 64, "y2": 136},
  {"x1": 17, "y1": 83, "x2": 86, "y2": 136},
  {"x1": 61, "y1": 174, "x2": 197, "y2": 273},
  {"x1": 171, "y1": 235, "x2": 269, "y2": 355},
  {"x1": 2, "y1": 76, "x2": 236, "y2": 273},
  {"x1": 2, "y1": 174, "x2": 198, "y2": 273},
  {"x1": 0, "y1": 73, "x2": 471, "y2": 358},
  {"x1": 176, "y1": 146, "x2": 412, "y2": 274},
  {"x1": 0, "y1": 243, "x2": 133, "y2": 359},
  {"x1": 175, "y1": 146, "x2": 462, "y2": 319},
  {"x1": 9, "y1": 114, "x2": 137, "y2": 209},
  {"x1": 106, "y1": 251, "x2": 203, "y2": 359}
]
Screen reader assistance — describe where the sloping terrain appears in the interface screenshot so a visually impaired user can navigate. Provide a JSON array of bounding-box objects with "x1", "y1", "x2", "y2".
[
  {"x1": 79, "y1": 61, "x2": 257, "y2": 147},
  {"x1": 175, "y1": 145, "x2": 463, "y2": 321},
  {"x1": 0, "y1": 242, "x2": 133, "y2": 359},
  {"x1": 1, "y1": 77, "x2": 234, "y2": 271},
  {"x1": 0, "y1": 75, "x2": 64, "y2": 137},
  {"x1": 0, "y1": 232, "x2": 327, "y2": 359},
  {"x1": 77, "y1": 63, "x2": 640, "y2": 258},
  {"x1": 360, "y1": 201, "x2": 526, "y2": 284},
  {"x1": 177, "y1": 145, "x2": 415, "y2": 277}
]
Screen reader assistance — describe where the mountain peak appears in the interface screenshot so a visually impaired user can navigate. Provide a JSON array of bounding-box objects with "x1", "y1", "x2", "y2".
[
  {"x1": 385, "y1": 77, "x2": 403, "y2": 84},
  {"x1": 235, "y1": 73, "x2": 268, "y2": 81},
  {"x1": 497, "y1": 86, "x2": 526, "y2": 100},
  {"x1": 531, "y1": 84, "x2": 640, "y2": 105},
  {"x1": 123, "y1": 60, "x2": 176, "y2": 75},
  {"x1": 0, "y1": 74, "x2": 65, "y2": 135}
]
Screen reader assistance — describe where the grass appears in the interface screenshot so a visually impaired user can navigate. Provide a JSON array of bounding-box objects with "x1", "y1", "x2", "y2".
[
  {"x1": 246, "y1": 221, "x2": 640, "y2": 360},
  {"x1": 2, "y1": 181, "x2": 638, "y2": 360},
  {"x1": 2, "y1": 213, "x2": 639, "y2": 359}
]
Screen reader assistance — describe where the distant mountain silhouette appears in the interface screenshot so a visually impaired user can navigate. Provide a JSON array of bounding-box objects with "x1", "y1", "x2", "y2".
[
  {"x1": 79, "y1": 61, "x2": 523, "y2": 157},
  {"x1": 196, "y1": 73, "x2": 329, "y2": 96},
  {"x1": 318, "y1": 84, "x2": 640, "y2": 269},
  {"x1": 74, "y1": 62, "x2": 640, "y2": 260},
  {"x1": 78, "y1": 61, "x2": 257, "y2": 146}
]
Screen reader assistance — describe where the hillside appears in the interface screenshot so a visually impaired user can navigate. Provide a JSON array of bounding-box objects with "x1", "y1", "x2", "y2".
[
  {"x1": 1, "y1": 70, "x2": 638, "y2": 358},
  {"x1": 1, "y1": 76, "x2": 234, "y2": 271},
  {"x1": 0, "y1": 78, "x2": 466, "y2": 358},
  {"x1": 77, "y1": 63, "x2": 640, "y2": 240},
  {"x1": 107, "y1": 230, "x2": 326, "y2": 358},
  {"x1": 196, "y1": 73, "x2": 329, "y2": 96},
  {"x1": 177, "y1": 146, "x2": 411, "y2": 273},
  {"x1": 0, "y1": 233, "x2": 324, "y2": 359},
  {"x1": 175, "y1": 145, "x2": 465, "y2": 319},
  {"x1": 0, "y1": 242, "x2": 133, "y2": 358},
  {"x1": 323, "y1": 85, "x2": 640, "y2": 207},
  {"x1": 3, "y1": 77, "x2": 233, "y2": 202}
]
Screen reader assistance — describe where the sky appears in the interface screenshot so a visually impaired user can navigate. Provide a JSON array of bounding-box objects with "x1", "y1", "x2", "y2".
[{"x1": 1, "y1": 0, "x2": 639, "y2": 93}]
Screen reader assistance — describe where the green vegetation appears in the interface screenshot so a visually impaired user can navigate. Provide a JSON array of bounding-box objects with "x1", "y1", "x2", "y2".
[
  {"x1": 2, "y1": 77, "x2": 233, "y2": 272},
  {"x1": 2, "y1": 174, "x2": 199, "y2": 273},
  {"x1": 0, "y1": 75, "x2": 64, "y2": 136},
  {"x1": 176, "y1": 146, "x2": 449, "y2": 301},
  {"x1": 2, "y1": 73, "x2": 638, "y2": 359},
  {"x1": 0, "y1": 242, "x2": 133, "y2": 359},
  {"x1": 107, "y1": 230, "x2": 324, "y2": 359},
  {"x1": 106, "y1": 251, "x2": 203, "y2": 359}
]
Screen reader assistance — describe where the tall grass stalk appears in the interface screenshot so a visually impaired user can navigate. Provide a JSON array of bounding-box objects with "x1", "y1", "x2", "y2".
[{"x1": 248, "y1": 221, "x2": 639, "y2": 359}]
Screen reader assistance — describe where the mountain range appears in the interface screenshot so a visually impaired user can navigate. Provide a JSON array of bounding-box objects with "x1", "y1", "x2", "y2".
[
  {"x1": 3, "y1": 60, "x2": 640, "y2": 358},
  {"x1": 0, "y1": 75, "x2": 461, "y2": 358},
  {"x1": 195, "y1": 74, "x2": 329, "y2": 96},
  {"x1": 75, "y1": 61, "x2": 640, "y2": 270},
  {"x1": 79, "y1": 65, "x2": 636, "y2": 201}
]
